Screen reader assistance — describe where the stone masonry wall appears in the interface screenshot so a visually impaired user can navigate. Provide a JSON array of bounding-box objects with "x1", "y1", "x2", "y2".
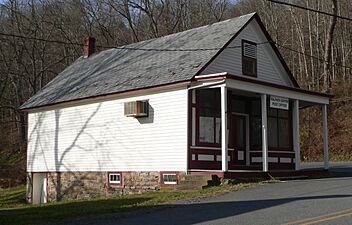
[{"x1": 27, "y1": 171, "x2": 180, "y2": 203}]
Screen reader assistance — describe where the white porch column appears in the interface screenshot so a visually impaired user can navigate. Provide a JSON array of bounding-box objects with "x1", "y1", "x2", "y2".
[
  {"x1": 221, "y1": 86, "x2": 228, "y2": 172},
  {"x1": 322, "y1": 104, "x2": 329, "y2": 170},
  {"x1": 261, "y1": 94, "x2": 268, "y2": 172},
  {"x1": 293, "y1": 99, "x2": 301, "y2": 170}
]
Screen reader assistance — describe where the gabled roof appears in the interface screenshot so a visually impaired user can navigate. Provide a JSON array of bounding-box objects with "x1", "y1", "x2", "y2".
[{"x1": 20, "y1": 12, "x2": 299, "y2": 110}]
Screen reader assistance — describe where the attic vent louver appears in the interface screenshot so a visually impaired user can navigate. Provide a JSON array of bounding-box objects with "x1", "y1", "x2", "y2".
[
  {"x1": 124, "y1": 100, "x2": 149, "y2": 117},
  {"x1": 243, "y1": 42, "x2": 256, "y2": 59}
]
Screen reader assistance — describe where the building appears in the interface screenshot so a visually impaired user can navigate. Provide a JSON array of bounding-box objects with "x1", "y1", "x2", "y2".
[{"x1": 21, "y1": 12, "x2": 332, "y2": 204}]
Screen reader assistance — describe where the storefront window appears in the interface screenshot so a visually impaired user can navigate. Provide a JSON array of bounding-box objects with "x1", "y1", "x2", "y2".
[{"x1": 267, "y1": 107, "x2": 292, "y2": 150}]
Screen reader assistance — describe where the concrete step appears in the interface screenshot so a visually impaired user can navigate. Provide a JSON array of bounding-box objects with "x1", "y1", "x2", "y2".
[
  {"x1": 180, "y1": 174, "x2": 212, "y2": 181},
  {"x1": 182, "y1": 177, "x2": 212, "y2": 182},
  {"x1": 179, "y1": 180, "x2": 208, "y2": 186},
  {"x1": 176, "y1": 174, "x2": 220, "y2": 191}
]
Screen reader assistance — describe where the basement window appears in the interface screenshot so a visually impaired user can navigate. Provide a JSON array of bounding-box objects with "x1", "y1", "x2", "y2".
[
  {"x1": 161, "y1": 173, "x2": 178, "y2": 185},
  {"x1": 242, "y1": 40, "x2": 257, "y2": 77},
  {"x1": 109, "y1": 173, "x2": 122, "y2": 185}
]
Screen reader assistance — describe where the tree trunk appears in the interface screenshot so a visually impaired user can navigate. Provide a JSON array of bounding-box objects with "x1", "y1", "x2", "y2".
[{"x1": 322, "y1": 0, "x2": 337, "y2": 92}]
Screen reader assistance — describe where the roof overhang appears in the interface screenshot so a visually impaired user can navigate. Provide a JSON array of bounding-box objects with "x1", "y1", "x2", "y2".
[
  {"x1": 194, "y1": 72, "x2": 333, "y2": 105},
  {"x1": 22, "y1": 81, "x2": 191, "y2": 113}
]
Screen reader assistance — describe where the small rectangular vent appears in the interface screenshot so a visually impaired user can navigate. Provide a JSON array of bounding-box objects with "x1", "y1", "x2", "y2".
[
  {"x1": 124, "y1": 100, "x2": 149, "y2": 117},
  {"x1": 243, "y1": 42, "x2": 256, "y2": 59}
]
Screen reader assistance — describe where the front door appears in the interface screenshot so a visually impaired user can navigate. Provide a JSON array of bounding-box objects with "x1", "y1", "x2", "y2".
[{"x1": 232, "y1": 114, "x2": 248, "y2": 166}]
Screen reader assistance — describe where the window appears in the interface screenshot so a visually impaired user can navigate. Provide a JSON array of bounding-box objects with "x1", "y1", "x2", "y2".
[
  {"x1": 242, "y1": 40, "x2": 257, "y2": 77},
  {"x1": 267, "y1": 107, "x2": 292, "y2": 150},
  {"x1": 250, "y1": 99, "x2": 262, "y2": 150},
  {"x1": 109, "y1": 173, "x2": 122, "y2": 185},
  {"x1": 197, "y1": 89, "x2": 221, "y2": 145},
  {"x1": 161, "y1": 173, "x2": 178, "y2": 185}
]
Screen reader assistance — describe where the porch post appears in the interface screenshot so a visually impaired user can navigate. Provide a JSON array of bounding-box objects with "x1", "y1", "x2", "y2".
[
  {"x1": 221, "y1": 86, "x2": 228, "y2": 172},
  {"x1": 322, "y1": 104, "x2": 329, "y2": 170},
  {"x1": 261, "y1": 94, "x2": 268, "y2": 172},
  {"x1": 293, "y1": 99, "x2": 301, "y2": 170}
]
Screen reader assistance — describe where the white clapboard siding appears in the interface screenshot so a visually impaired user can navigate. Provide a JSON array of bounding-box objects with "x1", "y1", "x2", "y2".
[
  {"x1": 27, "y1": 87, "x2": 188, "y2": 172},
  {"x1": 202, "y1": 19, "x2": 294, "y2": 87}
]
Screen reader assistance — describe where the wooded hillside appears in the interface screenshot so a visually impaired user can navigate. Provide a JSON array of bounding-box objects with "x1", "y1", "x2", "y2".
[{"x1": 0, "y1": 0, "x2": 351, "y2": 166}]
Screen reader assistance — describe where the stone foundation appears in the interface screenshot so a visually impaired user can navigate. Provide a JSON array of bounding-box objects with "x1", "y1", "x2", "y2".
[{"x1": 26, "y1": 171, "x2": 180, "y2": 203}]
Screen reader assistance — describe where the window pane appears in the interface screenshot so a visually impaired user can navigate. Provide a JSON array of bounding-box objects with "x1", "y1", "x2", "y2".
[
  {"x1": 109, "y1": 174, "x2": 121, "y2": 183},
  {"x1": 215, "y1": 118, "x2": 221, "y2": 144},
  {"x1": 199, "y1": 107, "x2": 213, "y2": 117},
  {"x1": 250, "y1": 116, "x2": 262, "y2": 149},
  {"x1": 198, "y1": 89, "x2": 220, "y2": 109},
  {"x1": 163, "y1": 174, "x2": 177, "y2": 184},
  {"x1": 243, "y1": 58, "x2": 256, "y2": 75},
  {"x1": 268, "y1": 117, "x2": 278, "y2": 148},
  {"x1": 199, "y1": 117, "x2": 214, "y2": 143},
  {"x1": 278, "y1": 118, "x2": 290, "y2": 149}
]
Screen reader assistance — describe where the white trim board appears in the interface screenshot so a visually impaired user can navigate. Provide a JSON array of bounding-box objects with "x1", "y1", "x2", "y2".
[{"x1": 226, "y1": 79, "x2": 329, "y2": 104}]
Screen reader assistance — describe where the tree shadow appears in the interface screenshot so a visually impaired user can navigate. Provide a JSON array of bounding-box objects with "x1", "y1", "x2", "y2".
[
  {"x1": 53, "y1": 104, "x2": 103, "y2": 201},
  {"x1": 28, "y1": 103, "x2": 104, "y2": 202},
  {"x1": 112, "y1": 194, "x2": 352, "y2": 225},
  {"x1": 4, "y1": 194, "x2": 351, "y2": 225},
  {"x1": 0, "y1": 197, "x2": 152, "y2": 225}
]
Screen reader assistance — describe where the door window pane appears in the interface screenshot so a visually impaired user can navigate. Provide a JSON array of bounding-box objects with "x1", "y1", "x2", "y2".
[{"x1": 235, "y1": 117, "x2": 245, "y2": 148}]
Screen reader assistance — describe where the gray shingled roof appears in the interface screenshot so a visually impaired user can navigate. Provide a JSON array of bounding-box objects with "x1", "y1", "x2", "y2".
[{"x1": 21, "y1": 13, "x2": 256, "y2": 110}]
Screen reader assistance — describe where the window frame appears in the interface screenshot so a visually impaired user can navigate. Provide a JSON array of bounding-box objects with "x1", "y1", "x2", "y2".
[
  {"x1": 242, "y1": 39, "x2": 257, "y2": 77},
  {"x1": 160, "y1": 172, "x2": 179, "y2": 186},
  {"x1": 195, "y1": 89, "x2": 221, "y2": 147},
  {"x1": 108, "y1": 172, "x2": 122, "y2": 186}
]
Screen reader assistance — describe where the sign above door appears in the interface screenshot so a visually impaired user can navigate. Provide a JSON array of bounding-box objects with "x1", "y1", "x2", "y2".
[{"x1": 270, "y1": 96, "x2": 289, "y2": 110}]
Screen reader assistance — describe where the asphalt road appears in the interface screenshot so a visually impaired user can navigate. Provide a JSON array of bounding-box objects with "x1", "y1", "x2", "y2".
[{"x1": 49, "y1": 169, "x2": 352, "y2": 225}]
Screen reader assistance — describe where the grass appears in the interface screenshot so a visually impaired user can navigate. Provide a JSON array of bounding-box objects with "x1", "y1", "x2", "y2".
[{"x1": 0, "y1": 180, "x2": 263, "y2": 225}]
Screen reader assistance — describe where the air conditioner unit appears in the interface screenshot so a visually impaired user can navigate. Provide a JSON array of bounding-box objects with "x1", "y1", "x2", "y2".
[{"x1": 124, "y1": 100, "x2": 149, "y2": 117}]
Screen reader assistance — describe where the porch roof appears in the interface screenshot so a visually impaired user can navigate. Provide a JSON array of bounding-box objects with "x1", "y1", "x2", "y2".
[{"x1": 193, "y1": 72, "x2": 333, "y2": 105}]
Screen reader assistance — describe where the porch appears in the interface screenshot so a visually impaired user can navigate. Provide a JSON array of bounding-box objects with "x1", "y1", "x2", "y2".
[{"x1": 187, "y1": 73, "x2": 331, "y2": 173}]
